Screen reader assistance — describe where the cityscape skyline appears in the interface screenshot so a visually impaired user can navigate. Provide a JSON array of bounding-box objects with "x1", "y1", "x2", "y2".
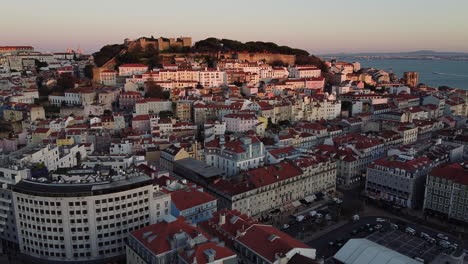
[{"x1": 2, "y1": 0, "x2": 468, "y2": 54}]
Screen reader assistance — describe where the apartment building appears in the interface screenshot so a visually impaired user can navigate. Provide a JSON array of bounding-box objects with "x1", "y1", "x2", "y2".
[
  {"x1": 423, "y1": 163, "x2": 468, "y2": 223},
  {"x1": 12, "y1": 168, "x2": 170, "y2": 263}
]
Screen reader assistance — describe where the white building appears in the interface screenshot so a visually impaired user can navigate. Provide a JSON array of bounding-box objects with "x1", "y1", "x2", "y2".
[
  {"x1": 289, "y1": 65, "x2": 321, "y2": 79},
  {"x1": 118, "y1": 64, "x2": 148, "y2": 77},
  {"x1": 199, "y1": 68, "x2": 227, "y2": 88},
  {"x1": 223, "y1": 113, "x2": 258, "y2": 133},
  {"x1": 134, "y1": 98, "x2": 173, "y2": 115},
  {"x1": 366, "y1": 155, "x2": 434, "y2": 208},
  {"x1": 12, "y1": 168, "x2": 171, "y2": 263},
  {"x1": 205, "y1": 136, "x2": 265, "y2": 177}
]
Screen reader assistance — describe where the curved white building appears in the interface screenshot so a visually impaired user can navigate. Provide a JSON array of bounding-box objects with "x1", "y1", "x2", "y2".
[{"x1": 12, "y1": 169, "x2": 171, "y2": 263}]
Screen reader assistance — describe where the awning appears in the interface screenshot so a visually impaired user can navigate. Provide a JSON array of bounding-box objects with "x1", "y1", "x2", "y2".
[
  {"x1": 292, "y1": 201, "x2": 302, "y2": 207},
  {"x1": 304, "y1": 195, "x2": 316, "y2": 203}
]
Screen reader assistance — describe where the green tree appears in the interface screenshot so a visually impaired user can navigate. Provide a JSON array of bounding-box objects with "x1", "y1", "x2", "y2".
[
  {"x1": 84, "y1": 64, "x2": 94, "y2": 79},
  {"x1": 145, "y1": 81, "x2": 165, "y2": 99}
]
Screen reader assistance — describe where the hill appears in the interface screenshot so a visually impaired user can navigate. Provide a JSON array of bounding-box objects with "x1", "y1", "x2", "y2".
[{"x1": 92, "y1": 37, "x2": 327, "y2": 71}]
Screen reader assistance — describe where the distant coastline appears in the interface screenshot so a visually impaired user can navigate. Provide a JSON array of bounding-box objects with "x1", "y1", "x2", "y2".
[{"x1": 318, "y1": 50, "x2": 468, "y2": 61}]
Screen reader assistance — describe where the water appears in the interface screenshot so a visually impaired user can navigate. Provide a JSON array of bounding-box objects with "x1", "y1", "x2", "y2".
[{"x1": 353, "y1": 59, "x2": 468, "y2": 90}]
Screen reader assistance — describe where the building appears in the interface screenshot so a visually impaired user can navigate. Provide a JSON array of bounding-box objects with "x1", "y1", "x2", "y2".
[
  {"x1": 366, "y1": 155, "x2": 434, "y2": 208},
  {"x1": 289, "y1": 66, "x2": 321, "y2": 79},
  {"x1": 118, "y1": 64, "x2": 148, "y2": 77},
  {"x1": 223, "y1": 113, "x2": 258, "y2": 133},
  {"x1": 212, "y1": 158, "x2": 336, "y2": 216},
  {"x1": 160, "y1": 145, "x2": 190, "y2": 172},
  {"x1": 134, "y1": 98, "x2": 172, "y2": 115},
  {"x1": 0, "y1": 46, "x2": 34, "y2": 55},
  {"x1": 12, "y1": 167, "x2": 171, "y2": 263},
  {"x1": 403, "y1": 72, "x2": 419, "y2": 87},
  {"x1": 205, "y1": 136, "x2": 265, "y2": 177},
  {"x1": 423, "y1": 163, "x2": 468, "y2": 223},
  {"x1": 179, "y1": 241, "x2": 237, "y2": 264},
  {"x1": 168, "y1": 184, "x2": 217, "y2": 224},
  {"x1": 126, "y1": 215, "x2": 235, "y2": 264},
  {"x1": 234, "y1": 224, "x2": 316, "y2": 264},
  {"x1": 334, "y1": 239, "x2": 421, "y2": 264},
  {"x1": 199, "y1": 68, "x2": 227, "y2": 88}
]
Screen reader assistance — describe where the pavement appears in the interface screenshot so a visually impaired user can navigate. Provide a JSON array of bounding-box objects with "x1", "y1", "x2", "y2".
[{"x1": 300, "y1": 215, "x2": 463, "y2": 261}]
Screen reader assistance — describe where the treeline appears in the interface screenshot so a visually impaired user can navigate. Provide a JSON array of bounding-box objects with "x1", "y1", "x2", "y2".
[
  {"x1": 192, "y1": 38, "x2": 310, "y2": 56},
  {"x1": 92, "y1": 37, "x2": 326, "y2": 70},
  {"x1": 93, "y1": 44, "x2": 125, "y2": 67}
]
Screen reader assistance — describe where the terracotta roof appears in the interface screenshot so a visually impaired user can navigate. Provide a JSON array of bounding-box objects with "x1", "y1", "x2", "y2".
[
  {"x1": 129, "y1": 216, "x2": 210, "y2": 255},
  {"x1": 430, "y1": 163, "x2": 468, "y2": 185},
  {"x1": 171, "y1": 187, "x2": 216, "y2": 211},
  {"x1": 179, "y1": 242, "x2": 236, "y2": 264},
  {"x1": 236, "y1": 224, "x2": 312, "y2": 262}
]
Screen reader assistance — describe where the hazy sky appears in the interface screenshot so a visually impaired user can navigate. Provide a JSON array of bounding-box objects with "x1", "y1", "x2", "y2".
[{"x1": 1, "y1": 0, "x2": 468, "y2": 54}]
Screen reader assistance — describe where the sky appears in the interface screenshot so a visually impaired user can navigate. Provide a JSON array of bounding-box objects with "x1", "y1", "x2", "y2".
[{"x1": 1, "y1": 0, "x2": 468, "y2": 55}]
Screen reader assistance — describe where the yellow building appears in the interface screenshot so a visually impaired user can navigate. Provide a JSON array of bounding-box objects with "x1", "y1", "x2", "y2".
[
  {"x1": 56, "y1": 135, "x2": 75, "y2": 147},
  {"x1": 31, "y1": 128, "x2": 51, "y2": 144}
]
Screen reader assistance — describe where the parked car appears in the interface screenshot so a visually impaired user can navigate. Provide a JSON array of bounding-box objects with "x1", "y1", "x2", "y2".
[
  {"x1": 405, "y1": 227, "x2": 416, "y2": 235},
  {"x1": 352, "y1": 214, "x2": 360, "y2": 222},
  {"x1": 296, "y1": 215, "x2": 305, "y2": 222},
  {"x1": 390, "y1": 223, "x2": 399, "y2": 229},
  {"x1": 437, "y1": 233, "x2": 448, "y2": 240},
  {"x1": 376, "y1": 218, "x2": 386, "y2": 222},
  {"x1": 420, "y1": 232, "x2": 429, "y2": 239},
  {"x1": 283, "y1": 224, "x2": 290, "y2": 229},
  {"x1": 375, "y1": 224, "x2": 382, "y2": 230},
  {"x1": 309, "y1": 210, "x2": 317, "y2": 217}
]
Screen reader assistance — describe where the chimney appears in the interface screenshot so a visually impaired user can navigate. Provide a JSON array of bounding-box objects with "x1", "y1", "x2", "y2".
[{"x1": 219, "y1": 213, "x2": 226, "y2": 226}]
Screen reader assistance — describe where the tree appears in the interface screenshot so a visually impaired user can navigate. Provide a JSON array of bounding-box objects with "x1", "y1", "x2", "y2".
[
  {"x1": 84, "y1": 64, "x2": 94, "y2": 79},
  {"x1": 145, "y1": 82, "x2": 165, "y2": 99},
  {"x1": 159, "y1": 110, "x2": 173, "y2": 119},
  {"x1": 56, "y1": 73, "x2": 76, "y2": 91},
  {"x1": 34, "y1": 59, "x2": 48, "y2": 69}
]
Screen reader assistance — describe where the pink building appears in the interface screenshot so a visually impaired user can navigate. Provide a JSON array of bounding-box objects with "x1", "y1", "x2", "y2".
[{"x1": 131, "y1": 115, "x2": 151, "y2": 133}]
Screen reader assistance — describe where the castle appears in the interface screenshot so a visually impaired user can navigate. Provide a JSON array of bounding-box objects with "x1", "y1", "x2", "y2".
[{"x1": 128, "y1": 37, "x2": 192, "y2": 51}]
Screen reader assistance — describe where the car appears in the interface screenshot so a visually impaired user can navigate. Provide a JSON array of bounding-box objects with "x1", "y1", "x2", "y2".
[
  {"x1": 368, "y1": 228, "x2": 375, "y2": 233},
  {"x1": 352, "y1": 214, "x2": 360, "y2": 221},
  {"x1": 405, "y1": 227, "x2": 416, "y2": 235},
  {"x1": 427, "y1": 237, "x2": 436, "y2": 244},
  {"x1": 283, "y1": 224, "x2": 290, "y2": 229},
  {"x1": 439, "y1": 240, "x2": 450, "y2": 248},
  {"x1": 375, "y1": 224, "x2": 382, "y2": 230},
  {"x1": 420, "y1": 232, "x2": 429, "y2": 239},
  {"x1": 437, "y1": 233, "x2": 448, "y2": 240},
  {"x1": 351, "y1": 229, "x2": 358, "y2": 235},
  {"x1": 296, "y1": 215, "x2": 305, "y2": 222},
  {"x1": 328, "y1": 241, "x2": 335, "y2": 247},
  {"x1": 449, "y1": 243, "x2": 458, "y2": 250},
  {"x1": 376, "y1": 218, "x2": 386, "y2": 222},
  {"x1": 309, "y1": 211, "x2": 317, "y2": 217},
  {"x1": 391, "y1": 223, "x2": 399, "y2": 229}
]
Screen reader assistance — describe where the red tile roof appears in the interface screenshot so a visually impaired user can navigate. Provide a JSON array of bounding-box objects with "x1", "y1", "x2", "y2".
[
  {"x1": 129, "y1": 216, "x2": 210, "y2": 255},
  {"x1": 236, "y1": 224, "x2": 312, "y2": 262},
  {"x1": 171, "y1": 187, "x2": 217, "y2": 211},
  {"x1": 179, "y1": 242, "x2": 236, "y2": 264},
  {"x1": 430, "y1": 163, "x2": 468, "y2": 185}
]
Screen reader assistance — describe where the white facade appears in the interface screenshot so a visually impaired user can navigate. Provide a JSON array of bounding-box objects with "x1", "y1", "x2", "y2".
[
  {"x1": 199, "y1": 69, "x2": 227, "y2": 88},
  {"x1": 223, "y1": 114, "x2": 258, "y2": 133},
  {"x1": 13, "y1": 172, "x2": 170, "y2": 263},
  {"x1": 135, "y1": 99, "x2": 172, "y2": 115}
]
